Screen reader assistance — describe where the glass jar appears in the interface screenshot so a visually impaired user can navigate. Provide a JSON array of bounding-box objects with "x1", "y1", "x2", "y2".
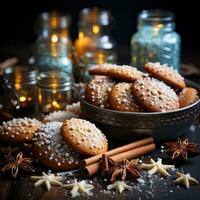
[
  {"x1": 37, "y1": 71, "x2": 74, "y2": 114},
  {"x1": 3, "y1": 66, "x2": 37, "y2": 111},
  {"x1": 34, "y1": 11, "x2": 72, "y2": 74},
  {"x1": 74, "y1": 8, "x2": 117, "y2": 82},
  {"x1": 131, "y1": 10, "x2": 181, "y2": 70}
]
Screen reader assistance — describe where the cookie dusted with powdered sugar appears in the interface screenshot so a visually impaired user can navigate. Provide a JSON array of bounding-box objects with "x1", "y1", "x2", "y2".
[
  {"x1": 132, "y1": 77, "x2": 179, "y2": 112},
  {"x1": 32, "y1": 122, "x2": 81, "y2": 170},
  {"x1": 65, "y1": 101, "x2": 81, "y2": 116},
  {"x1": 178, "y1": 87, "x2": 199, "y2": 108},
  {"x1": 0, "y1": 118, "x2": 41, "y2": 144},
  {"x1": 144, "y1": 62, "x2": 186, "y2": 89},
  {"x1": 85, "y1": 76, "x2": 115, "y2": 108},
  {"x1": 43, "y1": 110, "x2": 78, "y2": 123},
  {"x1": 61, "y1": 118, "x2": 108, "y2": 156},
  {"x1": 109, "y1": 82, "x2": 142, "y2": 112}
]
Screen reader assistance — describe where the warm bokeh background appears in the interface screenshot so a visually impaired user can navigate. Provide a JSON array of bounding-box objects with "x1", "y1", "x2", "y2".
[{"x1": 0, "y1": 0, "x2": 199, "y2": 64}]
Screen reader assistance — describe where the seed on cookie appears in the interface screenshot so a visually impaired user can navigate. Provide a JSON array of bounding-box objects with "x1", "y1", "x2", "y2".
[
  {"x1": 32, "y1": 122, "x2": 81, "y2": 170},
  {"x1": 132, "y1": 77, "x2": 179, "y2": 112},
  {"x1": 61, "y1": 118, "x2": 108, "y2": 156},
  {"x1": 144, "y1": 62, "x2": 186, "y2": 89},
  {"x1": 0, "y1": 118, "x2": 41, "y2": 144},
  {"x1": 178, "y1": 87, "x2": 199, "y2": 108},
  {"x1": 85, "y1": 76, "x2": 115, "y2": 108},
  {"x1": 109, "y1": 82, "x2": 142, "y2": 112}
]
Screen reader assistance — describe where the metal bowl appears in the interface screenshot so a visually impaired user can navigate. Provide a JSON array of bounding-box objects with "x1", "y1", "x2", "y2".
[{"x1": 81, "y1": 80, "x2": 200, "y2": 142}]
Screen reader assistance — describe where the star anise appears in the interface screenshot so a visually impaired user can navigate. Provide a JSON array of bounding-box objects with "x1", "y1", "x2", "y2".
[
  {"x1": 101, "y1": 155, "x2": 140, "y2": 182},
  {"x1": 165, "y1": 138, "x2": 199, "y2": 160},
  {"x1": 1, "y1": 152, "x2": 34, "y2": 177}
]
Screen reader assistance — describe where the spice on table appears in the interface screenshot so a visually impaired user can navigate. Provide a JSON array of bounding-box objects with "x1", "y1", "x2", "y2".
[
  {"x1": 174, "y1": 171, "x2": 198, "y2": 189},
  {"x1": 165, "y1": 138, "x2": 199, "y2": 160},
  {"x1": 141, "y1": 158, "x2": 175, "y2": 177},
  {"x1": 1, "y1": 152, "x2": 33, "y2": 177}
]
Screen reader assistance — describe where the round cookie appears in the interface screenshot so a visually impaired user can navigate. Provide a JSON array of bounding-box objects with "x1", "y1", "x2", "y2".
[
  {"x1": 0, "y1": 118, "x2": 41, "y2": 144},
  {"x1": 178, "y1": 87, "x2": 198, "y2": 108},
  {"x1": 85, "y1": 76, "x2": 115, "y2": 108},
  {"x1": 43, "y1": 110, "x2": 78, "y2": 123},
  {"x1": 144, "y1": 62, "x2": 186, "y2": 89},
  {"x1": 109, "y1": 82, "x2": 142, "y2": 112},
  {"x1": 132, "y1": 77, "x2": 179, "y2": 112},
  {"x1": 32, "y1": 122, "x2": 81, "y2": 170},
  {"x1": 108, "y1": 65, "x2": 144, "y2": 82},
  {"x1": 61, "y1": 118, "x2": 108, "y2": 156},
  {"x1": 89, "y1": 63, "x2": 118, "y2": 76}
]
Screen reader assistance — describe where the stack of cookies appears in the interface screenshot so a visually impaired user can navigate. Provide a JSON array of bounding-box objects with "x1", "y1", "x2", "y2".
[
  {"x1": 0, "y1": 104, "x2": 108, "y2": 171},
  {"x1": 86, "y1": 62, "x2": 199, "y2": 112}
]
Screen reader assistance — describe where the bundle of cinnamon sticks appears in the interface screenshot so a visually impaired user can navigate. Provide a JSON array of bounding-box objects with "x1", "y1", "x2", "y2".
[{"x1": 82, "y1": 137, "x2": 155, "y2": 176}]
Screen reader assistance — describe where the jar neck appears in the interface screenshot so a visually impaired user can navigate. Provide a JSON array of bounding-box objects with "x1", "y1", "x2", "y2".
[
  {"x1": 137, "y1": 10, "x2": 175, "y2": 33},
  {"x1": 78, "y1": 8, "x2": 113, "y2": 37}
]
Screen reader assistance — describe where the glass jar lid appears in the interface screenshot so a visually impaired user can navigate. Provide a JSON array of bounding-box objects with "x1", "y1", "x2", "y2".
[
  {"x1": 37, "y1": 71, "x2": 73, "y2": 89},
  {"x1": 4, "y1": 65, "x2": 37, "y2": 84}
]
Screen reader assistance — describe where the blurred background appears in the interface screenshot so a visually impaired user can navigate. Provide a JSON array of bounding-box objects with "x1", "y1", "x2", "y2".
[{"x1": 0, "y1": 0, "x2": 199, "y2": 65}]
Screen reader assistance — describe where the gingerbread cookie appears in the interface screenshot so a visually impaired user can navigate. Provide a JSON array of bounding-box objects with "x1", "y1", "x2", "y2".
[
  {"x1": 43, "y1": 110, "x2": 78, "y2": 123},
  {"x1": 61, "y1": 118, "x2": 108, "y2": 156},
  {"x1": 178, "y1": 87, "x2": 198, "y2": 108},
  {"x1": 89, "y1": 63, "x2": 117, "y2": 76},
  {"x1": 108, "y1": 65, "x2": 143, "y2": 82},
  {"x1": 132, "y1": 77, "x2": 179, "y2": 112},
  {"x1": 32, "y1": 122, "x2": 81, "y2": 170},
  {"x1": 144, "y1": 62, "x2": 186, "y2": 89},
  {"x1": 85, "y1": 76, "x2": 115, "y2": 108},
  {"x1": 109, "y1": 82, "x2": 141, "y2": 112},
  {"x1": 0, "y1": 118, "x2": 41, "y2": 144}
]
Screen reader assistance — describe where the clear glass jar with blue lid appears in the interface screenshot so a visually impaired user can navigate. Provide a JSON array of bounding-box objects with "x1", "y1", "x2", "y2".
[
  {"x1": 34, "y1": 11, "x2": 72, "y2": 74},
  {"x1": 131, "y1": 10, "x2": 181, "y2": 70}
]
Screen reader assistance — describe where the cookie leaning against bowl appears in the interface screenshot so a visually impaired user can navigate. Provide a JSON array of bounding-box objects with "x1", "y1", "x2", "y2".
[
  {"x1": 85, "y1": 76, "x2": 115, "y2": 108},
  {"x1": 144, "y1": 62, "x2": 186, "y2": 89},
  {"x1": 61, "y1": 118, "x2": 108, "y2": 156},
  {"x1": 109, "y1": 82, "x2": 142, "y2": 112},
  {"x1": 0, "y1": 118, "x2": 41, "y2": 144},
  {"x1": 32, "y1": 122, "x2": 81, "y2": 170},
  {"x1": 132, "y1": 77, "x2": 179, "y2": 112},
  {"x1": 178, "y1": 87, "x2": 199, "y2": 108}
]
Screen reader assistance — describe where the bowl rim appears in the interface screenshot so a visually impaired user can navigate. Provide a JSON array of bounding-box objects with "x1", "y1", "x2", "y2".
[{"x1": 81, "y1": 79, "x2": 200, "y2": 116}]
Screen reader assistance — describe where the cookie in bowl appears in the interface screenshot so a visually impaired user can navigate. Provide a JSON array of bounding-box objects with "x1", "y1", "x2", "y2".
[
  {"x1": 144, "y1": 62, "x2": 186, "y2": 89},
  {"x1": 132, "y1": 77, "x2": 179, "y2": 112},
  {"x1": 109, "y1": 82, "x2": 142, "y2": 112},
  {"x1": 178, "y1": 87, "x2": 199, "y2": 108},
  {"x1": 85, "y1": 76, "x2": 115, "y2": 108}
]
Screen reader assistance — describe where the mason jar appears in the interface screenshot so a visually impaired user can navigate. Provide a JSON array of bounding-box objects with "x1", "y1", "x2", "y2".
[
  {"x1": 3, "y1": 66, "x2": 37, "y2": 111},
  {"x1": 36, "y1": 71, "x2": 74, "y2": 114},
  {"x1": 34, "y1": 11, "x2": 72, "y2": 74},
  {"x1": 131, "y1": 10, "x2": 181, "y2": 70},
  {"x1": 74, "y1": 7, "x2": 117, "y2": 82}
]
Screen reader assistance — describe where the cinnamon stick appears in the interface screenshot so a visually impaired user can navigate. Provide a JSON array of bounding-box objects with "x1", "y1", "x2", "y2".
[
  {"x1": 82, "y1": 137, "x2": 154, "y2": 166},
  {"x1": 83, "y1": 142, "x2": 155, "y2": 177}
]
